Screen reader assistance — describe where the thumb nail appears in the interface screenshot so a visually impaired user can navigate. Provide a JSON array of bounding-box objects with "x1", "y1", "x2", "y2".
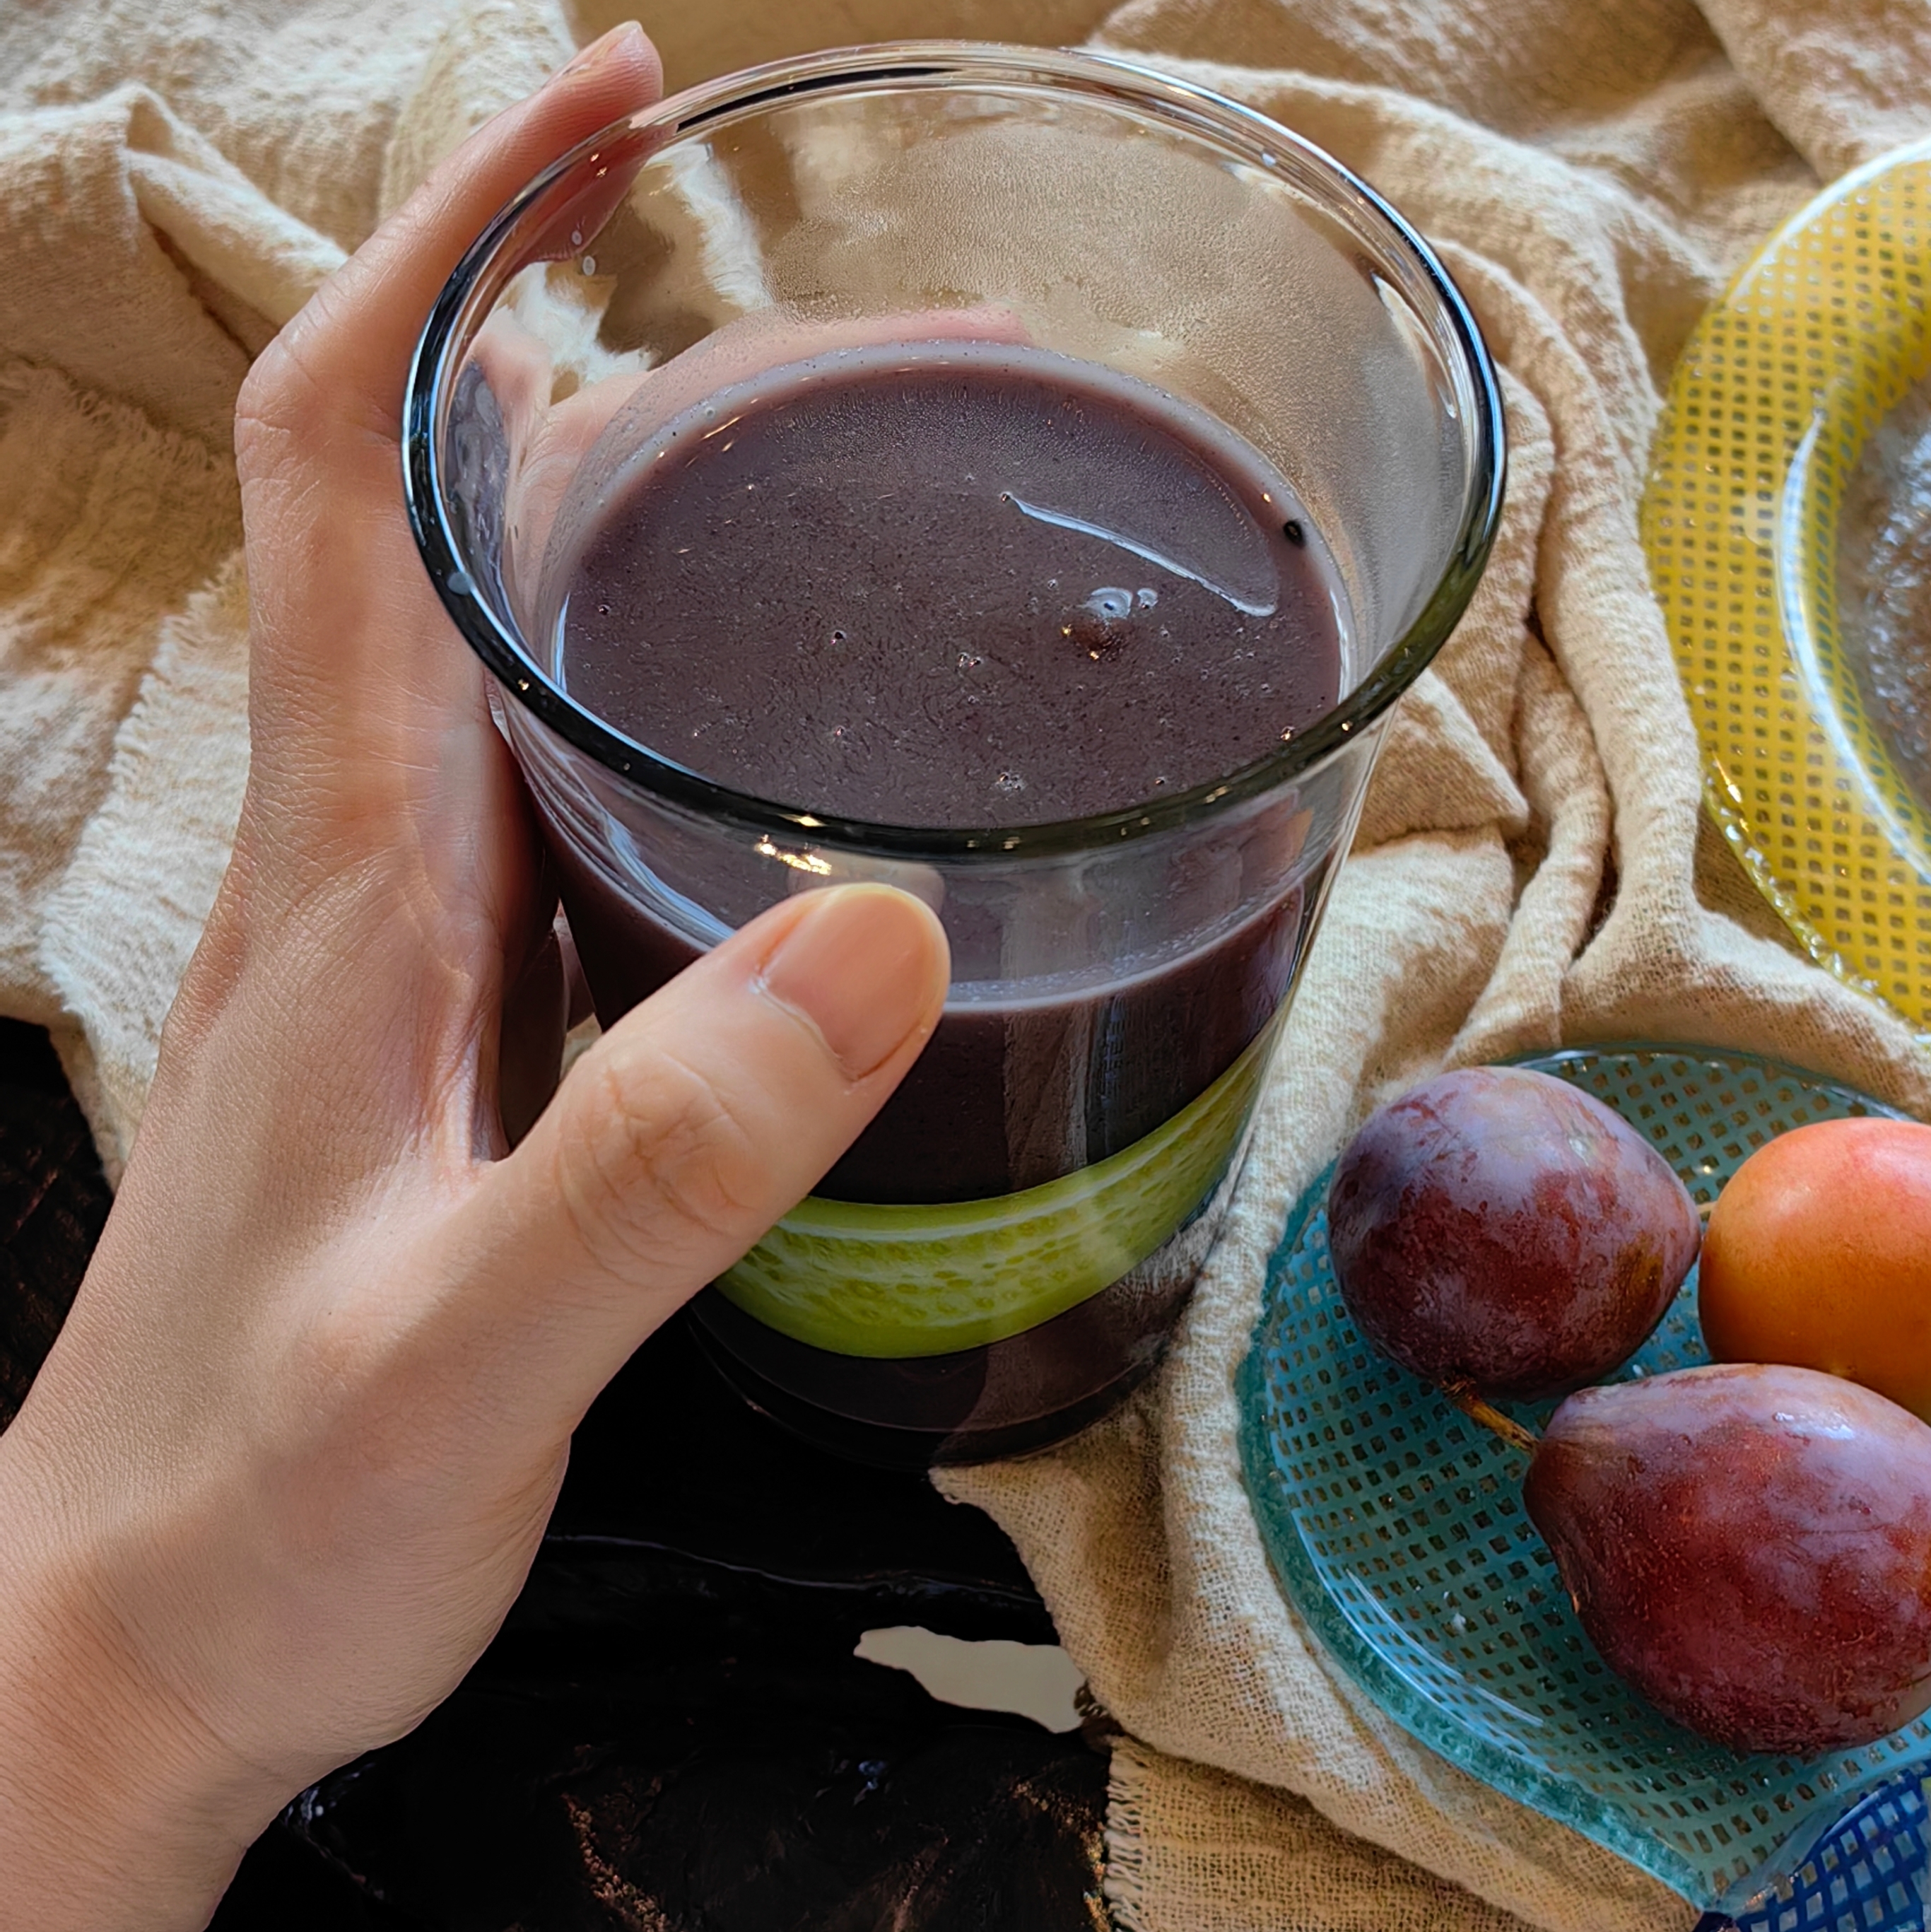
[
  {"x1": 560, "y1": 21, "x2": 645, "y2": 81},
  {"x1": 758, "y1": 885, "x2": 949, "y2": 1082}
]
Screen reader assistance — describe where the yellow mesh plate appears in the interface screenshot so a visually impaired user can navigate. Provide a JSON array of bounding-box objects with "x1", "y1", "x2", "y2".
[{"x1": 1643, "y1": 141, "x2": 1931, "y2": 1034}]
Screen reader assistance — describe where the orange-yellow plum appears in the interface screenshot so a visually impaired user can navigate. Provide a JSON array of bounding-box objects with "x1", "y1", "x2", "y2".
[{"x1": 1699, "y1": 1117, "x2": 1931, "y2": 1420}]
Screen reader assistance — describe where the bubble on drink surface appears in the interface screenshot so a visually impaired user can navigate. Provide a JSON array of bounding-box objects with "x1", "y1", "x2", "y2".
[
  {"x1": 1084, "y1": 587, "x2": 1136, "y2": 622},
  {"x1": 994, "y1": 770, "x2": 1025, "y2": 794}
]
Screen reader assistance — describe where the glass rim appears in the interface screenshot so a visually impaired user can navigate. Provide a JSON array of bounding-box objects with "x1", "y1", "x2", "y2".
[{"x1": 403, "y1": 39, "x2": 1507, "y2": 861}]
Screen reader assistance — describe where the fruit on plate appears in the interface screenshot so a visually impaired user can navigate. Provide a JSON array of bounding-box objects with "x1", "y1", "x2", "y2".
[
  {"x1": 1522, "y1": 1362, "x2": 1931, "y2": 1755},
  {"x1": 1326, "y1": 1067, "x2": 1701, "y2": 1400},
  {"x1": 1698, "y1": 1116, "x2": 1931, "y2": 1422}
]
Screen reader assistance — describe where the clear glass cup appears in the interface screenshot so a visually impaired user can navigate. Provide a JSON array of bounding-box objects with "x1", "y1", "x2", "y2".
[{"x1": 404, "y1": 42, "x2": 1505, "y2": 1466}]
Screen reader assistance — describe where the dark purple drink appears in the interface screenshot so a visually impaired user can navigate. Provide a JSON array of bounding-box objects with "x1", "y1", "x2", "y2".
[
  {"x1": 561, "y1": 344, "x2": 1339, "y2": 830},
  {"x1": 549, "y1": 342, "x2": 1345, "y2": 1462}
]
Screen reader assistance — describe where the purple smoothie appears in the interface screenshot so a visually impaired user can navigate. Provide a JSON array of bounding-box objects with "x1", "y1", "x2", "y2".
[
  {"x1": 548, "y1": 342, "x2": 1345, "y2": 1460},
  {"x1": 560, "y1": 342, "x2": 1340, "y2": 829}
]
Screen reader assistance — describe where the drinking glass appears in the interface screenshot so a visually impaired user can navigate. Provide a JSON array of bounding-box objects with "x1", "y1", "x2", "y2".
[{"x1": 404, "y1": 42, "x2": 1505, "y2": 1465}]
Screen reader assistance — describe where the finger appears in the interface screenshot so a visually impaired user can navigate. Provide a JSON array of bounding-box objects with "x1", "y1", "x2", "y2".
[
  {"x1": 553, "y1": 302, "x2": 1034, "y2": 491},
  {"x1": 454, "y1": 884, "x2": 950, "y2": 1413},
  {"x1": 231, "y1": 30, "x2": 659, "y2": 885},
  {"x1": 242, "y1": 21, "x2": 661, "y2": 449},
  {"x1": 511, "y1": 303, "x2": 1035, "y2": 590}
]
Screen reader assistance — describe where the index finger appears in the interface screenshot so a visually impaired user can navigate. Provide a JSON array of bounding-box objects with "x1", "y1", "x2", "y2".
[{"x1": 244, "y1": 21, "x2": 663, "y2": 450}]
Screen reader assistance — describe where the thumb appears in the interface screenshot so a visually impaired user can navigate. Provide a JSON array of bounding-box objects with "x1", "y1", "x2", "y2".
[{"x1": 457, "y1": 883, "x2": 950, "y2": 1413}]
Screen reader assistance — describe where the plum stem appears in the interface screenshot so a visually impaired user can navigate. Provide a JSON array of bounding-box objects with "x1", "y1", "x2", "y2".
[{"x1": 1445, "y1": 1387, "x2": 1540, "y2": 1456}]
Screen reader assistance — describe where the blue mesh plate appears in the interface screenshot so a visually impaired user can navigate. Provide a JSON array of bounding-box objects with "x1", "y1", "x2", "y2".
[
  {"x1": 1236, "y1": 1046, "x2": 1931, "y2": 1916},
  {"x1": 1702, "y1": 1773, "x2": 1928, "y2": 1932}
]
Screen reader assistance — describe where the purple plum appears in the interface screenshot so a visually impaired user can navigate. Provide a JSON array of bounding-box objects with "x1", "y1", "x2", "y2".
[
  {"x1": 1525, "y1": 1364, "x2": 1931, "y2": 1755},
  {"x1": 1327, "y1": 1066, "x2": 1699, "y2": 1400}
]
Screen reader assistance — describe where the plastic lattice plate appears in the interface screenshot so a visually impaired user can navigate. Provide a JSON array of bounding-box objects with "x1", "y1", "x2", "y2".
[
  {"x1": 1706, "y1": 1772, "x2": 1929, "y2": 1932},
  {"x1": 1642, "y1": 140, "x2": 1931, "y2": 1034},
  {"x1": 1238, "y1": 1046, "x2": 1931, "y2": 1916}
]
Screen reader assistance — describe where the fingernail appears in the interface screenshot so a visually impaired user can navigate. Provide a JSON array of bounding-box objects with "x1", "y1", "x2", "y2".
[
  {"x1": 758, "y1": 885, "x2": 949, "y2": 1081},
  {"x1": 560, "y1": 21, "x2": 645, "y2": 80}
]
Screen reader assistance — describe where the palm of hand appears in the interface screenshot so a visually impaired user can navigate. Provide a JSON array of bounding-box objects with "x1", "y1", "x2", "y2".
[{"x1": 0, "y1": 30, "x2": 949, "y2": 1931}]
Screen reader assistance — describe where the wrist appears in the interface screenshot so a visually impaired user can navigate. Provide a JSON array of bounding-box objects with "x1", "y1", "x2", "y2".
[{"x1": 0, "y1": 1470, "x2": 284, "y2": 1931}]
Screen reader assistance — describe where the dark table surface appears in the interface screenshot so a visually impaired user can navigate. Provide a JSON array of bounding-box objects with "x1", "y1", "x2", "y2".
[{"x1": 0, "y1": 1019, "x2": 1110, "y2": 1930}]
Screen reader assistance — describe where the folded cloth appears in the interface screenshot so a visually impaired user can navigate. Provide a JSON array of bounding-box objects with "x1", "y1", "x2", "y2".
[{"x1": 4, "y1": 2, "x2": 1930, "y2": 1928}]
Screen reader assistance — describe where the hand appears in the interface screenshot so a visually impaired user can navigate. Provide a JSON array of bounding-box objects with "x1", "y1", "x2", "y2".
[{"x1": 0, "y1": 26, "x2": 949, "y2": 1930}]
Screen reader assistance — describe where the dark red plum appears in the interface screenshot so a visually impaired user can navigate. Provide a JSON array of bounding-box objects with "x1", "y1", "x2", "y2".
[
  {"x1": 1326, "y1": 1066, "x2": 1699, "y2": 1400},
  {"x1": 1525, "y1": 1364, "x2": 1931, "y2": 1755}
]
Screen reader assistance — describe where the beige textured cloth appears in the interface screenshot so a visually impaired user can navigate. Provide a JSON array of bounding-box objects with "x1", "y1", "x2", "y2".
[{"x1": 4, "y1": 1, "x2": 1930, "y2": 1927}]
